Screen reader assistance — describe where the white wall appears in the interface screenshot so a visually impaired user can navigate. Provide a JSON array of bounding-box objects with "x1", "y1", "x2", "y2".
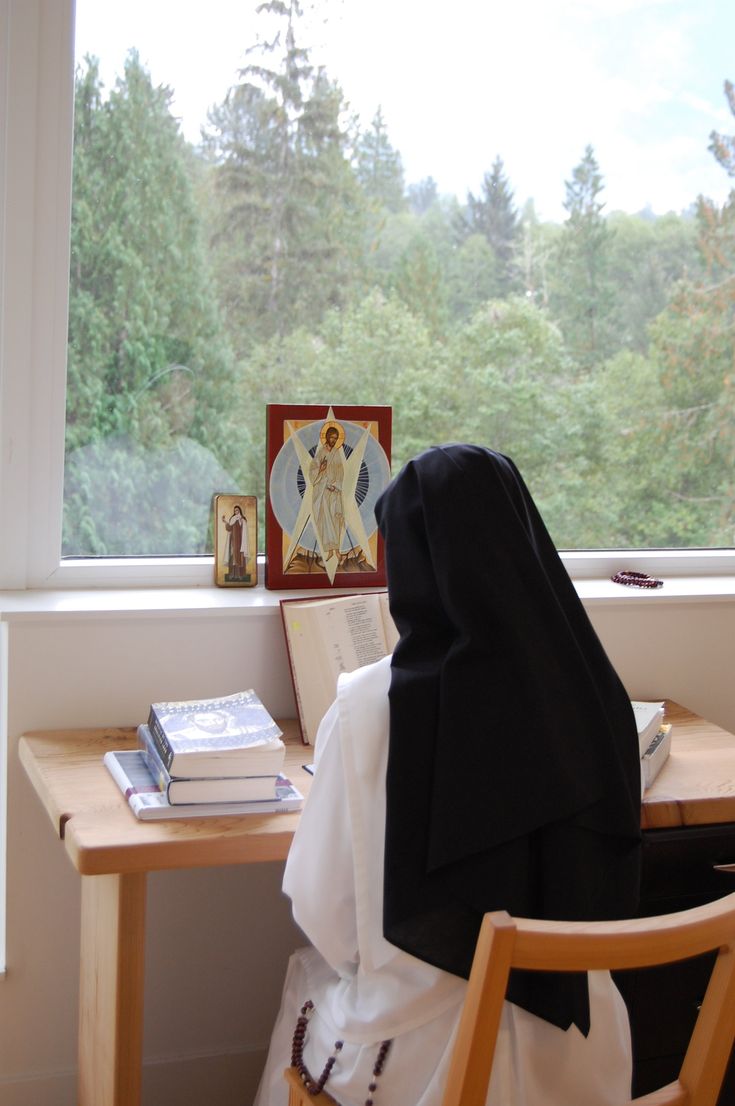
[
  {"x1": 1, "y1": 604, "x2": 304, "y2": 1106},
  {"x1": 0, "y1": 592, "x2": 734, "y2": 1106}
]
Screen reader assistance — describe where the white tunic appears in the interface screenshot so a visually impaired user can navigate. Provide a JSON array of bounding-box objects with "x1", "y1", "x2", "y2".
[{"x1": 254, "y1": 655, "x2": 632, "y2": 1106}]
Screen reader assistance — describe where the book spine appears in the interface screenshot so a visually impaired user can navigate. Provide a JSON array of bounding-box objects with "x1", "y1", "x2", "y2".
[
  {"x1": 137, "y1": 725, "x2": 172, "y2": 798},
  {"x1": 103, "y1": 750, "x2": 136, "y2": 801},
  {"x1": 103, "y1": 751, "x2": 156, "y2": 820},
  {"x1": 147, "y1": 708, "x2": 174, "y2": 770},
  {"x1": 279, "y1": 600, "x2": 312, "y2": 746}
]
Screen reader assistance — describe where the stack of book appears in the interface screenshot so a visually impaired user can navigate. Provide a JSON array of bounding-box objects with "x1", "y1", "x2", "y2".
[
  {"x1": 104, "y1": 689, "x2": 303, "y2": 820},
  {"x1": 632, "y1": 700, "x2": 673, "y2": 790}
]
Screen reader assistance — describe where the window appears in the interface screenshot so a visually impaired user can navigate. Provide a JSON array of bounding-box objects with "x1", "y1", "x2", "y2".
[{"x1": 3, "y1": 0, "x2": 735, "y2": 588}]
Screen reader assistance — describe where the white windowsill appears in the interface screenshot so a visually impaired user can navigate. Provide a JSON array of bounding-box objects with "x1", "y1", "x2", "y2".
[{"x1": 1, "y1": 573, "x2": 735, "y2": 621}]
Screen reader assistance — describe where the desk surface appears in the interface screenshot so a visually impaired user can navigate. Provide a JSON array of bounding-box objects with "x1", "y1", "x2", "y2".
[
  {"x1": 19, "y1": 703, "x2": 735, "y2": 876},
  {"x1": 642, "y1": 702, "x2": 735, "y2": 830},
  {"x1": 19, "y1": 719, "x2": 312, "y2": 875}
]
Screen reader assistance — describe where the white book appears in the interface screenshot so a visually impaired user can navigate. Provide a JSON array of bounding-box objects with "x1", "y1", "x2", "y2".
[
  {"x1": 641, "y1": 724, "x2": 673, "y2": 790},
  {"x1": 631, "y1": 700, "x2": 666, "y2": 757},
  {"x1": 281, "y1": 592, "x2": 399, "y2": 744},
  {"x1": 104, "y1": 749, "x2": 303, "y2": 821},
  {"x1": 137, "y1": 724, "x2": 280, "y2": 804},
  {"x1": 147, "y1": 688, "x2": 285, "y2": 777}
]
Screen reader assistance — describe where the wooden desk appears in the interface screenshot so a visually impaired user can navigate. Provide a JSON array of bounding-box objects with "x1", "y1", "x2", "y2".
[
  {"x1": 641, "y1": 702, "x2": 735, "y2": 830},
  {"x1": 19, "y1": 720, "x2": 311, "y2": 1106},
  {"x1": 18, "y1": 703, "x2": 735, "y2": 1106}
]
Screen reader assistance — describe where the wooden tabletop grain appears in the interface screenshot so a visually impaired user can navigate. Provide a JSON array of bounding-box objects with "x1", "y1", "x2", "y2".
[
  {"x1": 19, "y1": 702, "x2": 735, "y2": 876},
  {"x1": 18, "y1": 720, "x2": 312, "y2": 875}
]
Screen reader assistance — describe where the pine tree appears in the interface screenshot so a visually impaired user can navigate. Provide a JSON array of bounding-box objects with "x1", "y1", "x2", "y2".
[
  {"x1": 708, "y1": 79, "x2": 735, "y2": 176},
  {"x1": 459, "y1": 156, "x2": 520, "y2": 296},
  {"x1": 355, "y1": 106, "x2": 405, "y2": 213},
  {"x1": 407, "y1": 177, "x2": 439, "y2": 216},
  {"x1": 645, "y1": 79, "x2": 735, "y2": 544},
  {"x1": 205, "y1": 0, "x2": 366, "y2": 347},
  {"x1": 552, "y1": 144, "x2": 614, "y2": 369},
  {"x1": 65, "y1": 53, "x2": 241, "y2": 555}
]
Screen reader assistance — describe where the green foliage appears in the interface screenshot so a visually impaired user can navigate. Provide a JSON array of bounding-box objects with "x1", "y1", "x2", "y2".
[
  {"x1": 407, "y1": 177, "x2": 439, "y2": 216},
  {"x1": 355, "y1": 107, "x2": 406, "y2": 214},
  {"x1": 65, "y1": 52, "x2": 242, "y2": 556},
  {"x1": 605, "y1": 211, "x2": 702, "y2": 352},
  {"x1": 445, "y1": 234, "x2": 499, "y2": 321},
  {"x1": 551, "y1": 145, "x2": 616, "y2": 368},
  {"x1": 649, "y1": 281, "x2": 735, "y2": 545},
  {"x1": 518, "y1": 200, "x2": 560, "y2": 307},
  {"x1": 459, "y1": 156, "x2": 521, "y2": 297},
  {"x1": 222, "y1": 289, "x2": 450, "y2": 540},
  {"x1": 641, "y1": 76, "x2": 735, "y2": 546},
  {"x1": 708, "y1": 80, "x2": 735, "y2": 177},
  {"x1": 204, "y1": 0, "x2": 367, "y2": 350},
  {"x1": 390, "y1": 236, "x2": 448, "y2": 337},
  {"x1": 64, "y1": 16, "x2": 734, "y2": 555},
  {"x1": 443, "y1": 298, "x2": 585, "y2": 535}
]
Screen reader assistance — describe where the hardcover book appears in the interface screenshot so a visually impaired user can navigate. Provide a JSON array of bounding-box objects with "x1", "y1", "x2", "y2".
[
  {"x1": 104, "y1": 749, "x2": 302, "y2": 821},
  {"x1": 147, "y1": 688, "x2": 284, "y2": 777},
  {"x1": 265, "y1": 403, "x2": 392, "y2": 590},
  {"x1": 280, "y1": 591, "x2": 399, "y2": 744},
  {"x1": 138, "y1": 724, "x2": 280, "y2": 803},
  {"x1": 641, "y1": 723, "x2": 673, "y2": 790},
  {"x1": 631, "y1": 700, "x2": 666, "y2": 757}
]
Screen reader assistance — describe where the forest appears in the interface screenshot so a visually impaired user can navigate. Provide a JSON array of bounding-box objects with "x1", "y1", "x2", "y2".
[{"x1": 64, "y1": 0, "x2": 735, "y2": 556}]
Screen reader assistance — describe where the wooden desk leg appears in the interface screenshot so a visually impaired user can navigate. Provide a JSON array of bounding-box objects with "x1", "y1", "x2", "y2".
[{"x1": 78, "y1": 872, "x2": 147, "y2": 1106}]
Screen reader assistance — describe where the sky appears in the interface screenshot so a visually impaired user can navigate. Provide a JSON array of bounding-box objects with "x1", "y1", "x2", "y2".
[{"x1": 74, "y1": 0, "x2": 735, "y2": 222}]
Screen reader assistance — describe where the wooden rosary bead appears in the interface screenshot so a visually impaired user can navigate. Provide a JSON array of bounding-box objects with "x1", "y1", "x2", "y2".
[{"x1": 291, "y1": 999, "x2": 392, "y2": 1105}]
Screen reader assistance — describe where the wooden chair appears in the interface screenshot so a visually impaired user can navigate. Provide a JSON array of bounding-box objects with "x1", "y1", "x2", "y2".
[
  {"x1": 443, "y1": 892, "x2": 735, "y2": 1106},
  {"x1": 285, "y1": 890, "x2": 735, "y2": 1106},
  {"x1": 284, "y1": 1068, "x2": 339, "y2": 1106}
]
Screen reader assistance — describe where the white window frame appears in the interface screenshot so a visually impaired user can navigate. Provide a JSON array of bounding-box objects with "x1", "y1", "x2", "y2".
[{"x1": 1, "y1": 0, "x2": 734, "y2": 593}]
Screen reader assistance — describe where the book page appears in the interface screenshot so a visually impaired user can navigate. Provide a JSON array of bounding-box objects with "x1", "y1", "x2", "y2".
[
  {"x1": 283, "y1": 593, "x2": 390, "y2": 743},
  {"x1": 320, "y1": 594, "x2": 389, "y2": 676},
  {"x1": 378, "y1": 592, "x2": 399, "y2": 653}
]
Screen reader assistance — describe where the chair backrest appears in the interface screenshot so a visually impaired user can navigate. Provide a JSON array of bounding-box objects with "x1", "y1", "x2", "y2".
[{"x1": 441, "y1": 891, "x2": 735, "y2": 1106}]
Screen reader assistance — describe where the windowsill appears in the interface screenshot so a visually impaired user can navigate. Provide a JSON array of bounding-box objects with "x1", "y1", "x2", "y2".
[
  {"x1": 1, "y1": 574, "x2": 735, "y2": 620},
  {"x1": 573, "y1": 574, "x2": 735, "y2": 605}
]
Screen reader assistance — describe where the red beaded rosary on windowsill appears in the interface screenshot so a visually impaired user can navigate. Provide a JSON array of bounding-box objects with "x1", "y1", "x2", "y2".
[{"x1": 611, "y1": 570, "x2": 664, "y2": 589}]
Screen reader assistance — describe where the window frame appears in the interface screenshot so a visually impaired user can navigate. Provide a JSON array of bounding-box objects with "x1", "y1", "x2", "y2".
[{"x1": 2, "y1": 0, "x2": 734, "y2": 592}]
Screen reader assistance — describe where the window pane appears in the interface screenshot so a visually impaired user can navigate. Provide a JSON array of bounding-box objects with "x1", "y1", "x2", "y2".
[{"x1": 66, "y1": 0, "x2": 735, "y2": 556}]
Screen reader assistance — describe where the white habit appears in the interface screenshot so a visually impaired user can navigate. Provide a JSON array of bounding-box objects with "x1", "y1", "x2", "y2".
[{"x1": 253, "y1": 655, "x2": 632, "y2": 1106}]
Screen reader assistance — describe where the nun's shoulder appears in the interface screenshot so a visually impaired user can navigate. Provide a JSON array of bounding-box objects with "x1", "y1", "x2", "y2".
[{"x1": 337, "y1": 653, "x2": 392, "y2": 706}]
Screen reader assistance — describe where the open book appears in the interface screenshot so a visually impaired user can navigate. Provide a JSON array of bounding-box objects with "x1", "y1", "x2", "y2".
[{"x1": 280, "y1": 592, "x2": 399, "y2": 744}]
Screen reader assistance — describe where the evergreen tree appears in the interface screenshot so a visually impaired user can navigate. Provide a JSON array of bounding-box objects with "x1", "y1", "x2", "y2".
[
  {"x1": 551, "y1": 144, "x2": 615, "y2": 369},
  {"x1": 407, "y1": 176, "x2": 439, "y2": 215},
  {"x1": 458, "y1": 156, "x2": 520, "y2": 297},
  {"x1": 205, "y1": 0, "x2": 366, "y2": 348},
  {"x1": 648, "y1": 229, "x2": 735, "y2": 541},
  {"x1": 627, "y1": 78, "x2": 735, "y2": 545},
  {"x1": 355, "y1": 106, "x2": 405, "y2": 213},
  {"x1": 65, "y1": 54, "x2": 240, "y2": 555},
  {"x1": 708, "y1": 79, "x2": 735, "y2": 176}
]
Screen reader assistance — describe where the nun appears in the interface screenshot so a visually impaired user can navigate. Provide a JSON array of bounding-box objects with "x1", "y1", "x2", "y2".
[{"x1": 254, "y1": 444, "x2": 641, "y2": 1106}]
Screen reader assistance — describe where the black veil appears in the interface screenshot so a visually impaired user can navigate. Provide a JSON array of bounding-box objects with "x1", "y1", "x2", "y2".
[{"x1": 373, "y1": 444, "x2": 641, "y2": 1032}]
